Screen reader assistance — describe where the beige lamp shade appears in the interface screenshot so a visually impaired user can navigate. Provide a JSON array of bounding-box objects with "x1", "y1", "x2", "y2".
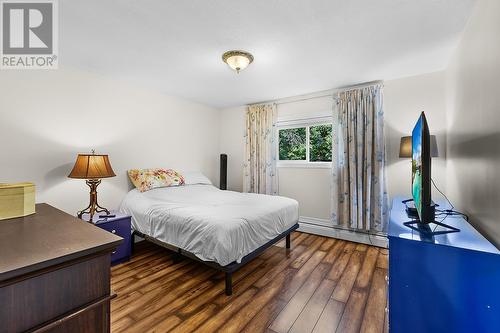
[
  {"x1": 399, "y1": 135, "x2": 439, "y2": 158},
  {"x1": 68, "y1": 154, "x2": 116, "y2": 179}
]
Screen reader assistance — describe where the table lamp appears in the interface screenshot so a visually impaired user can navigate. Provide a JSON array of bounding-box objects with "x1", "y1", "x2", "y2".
[
  {"x1": 68, "y1": 150, "x2": 116, "y2": 222},
  {"x1": 399, "y1": 135, "x2": 438, "y2": 158}
]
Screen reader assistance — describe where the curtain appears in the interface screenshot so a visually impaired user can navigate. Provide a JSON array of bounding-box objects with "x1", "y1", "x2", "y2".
[
  {"x1": 332, "y1": 84, "x2": 388, "y2": 232},
  {"x1": 243, "y1": 103, "x2": 278, "y2": 194}
]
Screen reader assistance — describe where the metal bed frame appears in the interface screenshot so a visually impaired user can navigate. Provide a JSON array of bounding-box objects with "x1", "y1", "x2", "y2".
[{"x1": 132, "y1": 223, "x2": 299, "y2": 295}]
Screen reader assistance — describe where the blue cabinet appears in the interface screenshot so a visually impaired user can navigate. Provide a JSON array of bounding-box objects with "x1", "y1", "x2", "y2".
[
  {"x1": 388, "y1": 198, "x2": 500, "y2": 333},
  {"x1": 81, "y1": 212, "x2": 132, "y2": 265}
]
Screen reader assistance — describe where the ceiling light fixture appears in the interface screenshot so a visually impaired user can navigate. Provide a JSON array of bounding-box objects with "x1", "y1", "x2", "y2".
[{"x1": 222, "y1": 50, "x2": 254, "y2": 73}]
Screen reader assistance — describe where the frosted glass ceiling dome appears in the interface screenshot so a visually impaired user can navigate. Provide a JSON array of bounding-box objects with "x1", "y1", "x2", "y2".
[{"x1": 222, "y1": 50, "x2": 254, "y2": 73}]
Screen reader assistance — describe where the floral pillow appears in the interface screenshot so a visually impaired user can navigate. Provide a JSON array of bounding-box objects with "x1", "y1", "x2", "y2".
[{"x1": 128, "y1": 168, "x2": 185, "y2": 192}]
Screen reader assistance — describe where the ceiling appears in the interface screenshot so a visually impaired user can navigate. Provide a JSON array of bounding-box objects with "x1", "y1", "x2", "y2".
[{"x1": 60, "y1": 0, "x2": 476, "y2": 108}]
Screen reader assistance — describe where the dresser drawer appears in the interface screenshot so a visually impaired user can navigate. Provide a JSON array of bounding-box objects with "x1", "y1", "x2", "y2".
[{"x1": 0, "y1": 254, "x2": 110, "y2": 333}]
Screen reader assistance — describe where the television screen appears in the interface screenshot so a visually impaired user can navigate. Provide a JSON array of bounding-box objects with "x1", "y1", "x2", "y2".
[{"x1": 412, "y1": 115, "x2": 423, "y2": 219}]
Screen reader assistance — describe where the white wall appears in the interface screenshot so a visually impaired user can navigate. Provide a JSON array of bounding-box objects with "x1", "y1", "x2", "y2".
[
  {"x1": 445, "y1": 0, "x2": 500, "y2": 247},
  {"x1": 219, "y1": 72, "x2": 447, "y2": 220},
  {"x1": 0, "y1": 66, "x2": 220, "y2": 216},
  {"x1": 219, "y1": 106, "x2": 246, "y2": 192},
  {"x1": 278, "y1": 167, "x2": 331, "y2": 219},
  {"x1": 385, "y1": 71, "x2": 447, "y2": 200}
]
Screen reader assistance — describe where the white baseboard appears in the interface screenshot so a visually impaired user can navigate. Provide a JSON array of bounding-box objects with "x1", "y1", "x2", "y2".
[
  {"x1": 298, "y1": 218, "x2": 388, "y2": 248},
  {"x1": 299, "y1": 216, "x2": 332, "y2": 227}
]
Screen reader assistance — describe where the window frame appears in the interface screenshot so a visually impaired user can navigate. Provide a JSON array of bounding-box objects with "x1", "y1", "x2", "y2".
[{"x1": 276, "y1": 116, "x2": 333, "y2": 168}]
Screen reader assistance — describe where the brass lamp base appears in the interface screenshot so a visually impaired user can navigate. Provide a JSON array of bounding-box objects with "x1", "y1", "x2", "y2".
[{"x1": 77, "y1": 179, "x2": 110, "y2": 222}]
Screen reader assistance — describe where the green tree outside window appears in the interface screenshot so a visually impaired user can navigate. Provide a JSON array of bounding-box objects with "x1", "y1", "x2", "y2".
[
  {"x1": 279, "y1": 128, "x2": 306, "y2": 160},
  {"x1": 309, "y1": 124, "x2": 332, "y2": 161},
  {"x1": 278, "y1": 124, "x2": 332, "y2": 162}
]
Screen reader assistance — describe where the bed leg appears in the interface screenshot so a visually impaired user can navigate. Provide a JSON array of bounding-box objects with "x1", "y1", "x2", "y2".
[
  {"x1": 225, "y1": 272, "x2": 233, "y2": 296},
  {"x1": 286, "y1": 234, "x2": 291, "y2": 249},
  {"x1": 131, "y1": 232, "x2": 136, "y2": 254},
  {"x1": 172, "y1": 250, "x2": 183, "y2": 263}
]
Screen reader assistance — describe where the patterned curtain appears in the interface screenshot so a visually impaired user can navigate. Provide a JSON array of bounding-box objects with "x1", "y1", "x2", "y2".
[
  {"x1": 243, "y1": 103, "x2": 278, "y2": 194},
  {"x1": 332, "y1": 84, "x2": 388, "y2": 232}
]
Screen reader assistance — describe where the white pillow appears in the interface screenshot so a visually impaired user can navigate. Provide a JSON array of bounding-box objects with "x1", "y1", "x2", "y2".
[{"x1": 182, "y1": 171, "x2": 212, "y2": 185}]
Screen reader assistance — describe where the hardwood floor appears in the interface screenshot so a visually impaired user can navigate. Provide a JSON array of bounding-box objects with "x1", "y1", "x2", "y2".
[{"x1": 111, "y1": 232, "x2": 389, "y2": 333}]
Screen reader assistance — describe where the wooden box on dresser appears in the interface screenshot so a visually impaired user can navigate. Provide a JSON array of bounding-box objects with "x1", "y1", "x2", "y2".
[
  {"x1": 0, "y1": 204, "x2": 122, "y2": 333},
  {"x1": 81, "y1": 212, "x2": 132, "y2": 265}
]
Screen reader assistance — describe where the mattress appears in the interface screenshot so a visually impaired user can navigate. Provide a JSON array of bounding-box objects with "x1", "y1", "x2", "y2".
[{"x1": 119, "y1": 184, "x2": 299, "y2": 266}]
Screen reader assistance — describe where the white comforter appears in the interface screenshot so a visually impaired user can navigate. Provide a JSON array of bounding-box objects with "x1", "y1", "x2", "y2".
[{"x1": 119, "y1": 185, "x2": 299, "y2": 266}]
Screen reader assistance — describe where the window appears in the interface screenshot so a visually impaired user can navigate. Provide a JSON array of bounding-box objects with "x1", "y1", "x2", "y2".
[
  {"x1": 278, "y1": 121, "x2": 332, "y2": 166},
  {"x1": 309, "y1": 124, "x2": 332, "y2": 162},
  {"x1": 279, "y1": 127, "x2": 306, "y2": 160}
]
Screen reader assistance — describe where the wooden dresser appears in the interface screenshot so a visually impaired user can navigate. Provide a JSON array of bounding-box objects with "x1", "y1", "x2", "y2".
[{"x1": 0, "y1": 204, "x2": 123, "y2": 333}]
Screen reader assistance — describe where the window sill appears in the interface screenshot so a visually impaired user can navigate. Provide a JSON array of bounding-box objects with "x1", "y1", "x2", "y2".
[{"x1": 277, "y1": 162, "x2": 332, "y2": 169}]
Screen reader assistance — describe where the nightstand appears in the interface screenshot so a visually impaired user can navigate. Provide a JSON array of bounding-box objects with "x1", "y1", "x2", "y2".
[{"x1": 81, "y1": 212, "x2": 132, "y2": 265}]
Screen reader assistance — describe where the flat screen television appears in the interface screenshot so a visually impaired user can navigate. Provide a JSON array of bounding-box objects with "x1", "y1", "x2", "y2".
[{"x1": 411, "y1": 112, "x2": 435, "y2": 223}]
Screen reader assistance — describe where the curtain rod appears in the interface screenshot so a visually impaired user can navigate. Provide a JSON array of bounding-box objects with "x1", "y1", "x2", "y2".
[
  {"x1": 250, "y1": 80, "x2": 384, "y2": 107},
  {"x1": 276, "y1": 114, "x2": 332, "y2": 124},
  {"x1": 336, "y1": 80, "x2": 384, "y2": 92},
  {"x1": 275, "y1": 93, "x2": 333, "y2": 106}
]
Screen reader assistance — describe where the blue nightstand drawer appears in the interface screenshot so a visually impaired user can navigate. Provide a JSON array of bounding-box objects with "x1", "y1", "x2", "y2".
[
  {"x1": 98, "y1": 219, "x2": 131, "y2": 264},
  {"x1": 82, "y1": 212, "x2": 132, "y2": 265},
  {"x1": 98, "y1": 218, "x2": 130, "y2": 239},
  {"x1": 110, "y1": 237, "x2": 129, "y2": 264}
]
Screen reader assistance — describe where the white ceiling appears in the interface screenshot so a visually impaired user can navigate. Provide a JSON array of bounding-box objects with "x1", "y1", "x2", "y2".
[{"x1": 60, "y1": 0, "x2": 476, "y2": 108}]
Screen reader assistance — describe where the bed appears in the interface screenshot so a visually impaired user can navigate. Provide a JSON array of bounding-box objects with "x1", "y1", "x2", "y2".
[{"x1": 119, "y1": 180, "x2": 299, "y2": 295}]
